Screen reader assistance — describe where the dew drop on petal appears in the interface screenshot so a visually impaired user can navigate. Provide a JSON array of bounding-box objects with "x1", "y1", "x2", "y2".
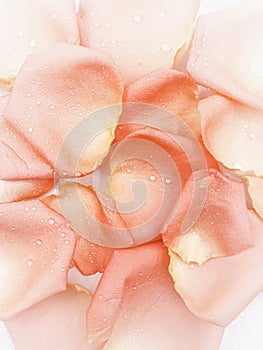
[
  {"x1": 149, "y1": 175, "x2": 156, "y2": 182},
  {"x1": 27, "y1": 259, "x2": 33, "y2": 267},
  {"x1": 133, "y1": 15, "x2": 142, "y2": 23},
  {"x1": 48, "y1": 218, "x2": 55, "y2": 225},
  {"x1": 36, "y1": 239, "x2": 42, "y2": 245},
  {"x1": 29, "y1": 39, "x2": 37, "y2": 48},
  {"x1": 160, "y1": 43, "x2": 171, "y2": 53}
]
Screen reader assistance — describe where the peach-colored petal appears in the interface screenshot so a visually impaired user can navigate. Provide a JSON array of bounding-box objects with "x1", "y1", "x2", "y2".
[
  {"x1": 169, "y1": 211, "x2": 263, "y2": 326},
  {"x1": 187, "y1": 0, "x2": 263, "y2": 109},
  {"x1": 124, "y1": 68, "x2": 201, "y2": 135},
  {"x1": 73, "y1": 235, "x2": 113, "y2": 276},
  {"x1": 0, "y1": 0, "x2": 79, "y2": 90},
  {"x1": 5, "y1": 284, "x2": 92, "y2": 350},
  {"x1": 42, "y1": 193, "x2": 114, "y2": 275},
  {"x1": 0, "y1": 120, "x2": 54, "y2": 201},
  {"x1": 78, "y1": 0, "x2": 200, "y2": 84},
  {"x1": 163, "y1": 169, "x2": 253, "y2": 265},
  {"x1": 87, "y1": 242, "x2": 223, "y2": 349},
  {"x1": 200, "y1": 94, "x2": 263, "y2": 176},
  {"x1": 3, "y1": 43, "x2": 123, "y2": 177},
  {"x1": 247, "y1": 177, "x2": 263, "y2": 219},
  {"x1": 0, "y1": 179, "x2": 54, "y2": 203},
  {"x1": 0, "y1": 200, "x2": 75, "y2": 320}
]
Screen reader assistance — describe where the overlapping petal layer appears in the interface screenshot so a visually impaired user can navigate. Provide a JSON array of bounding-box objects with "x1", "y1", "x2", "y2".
[
  {"x1": 78, "y1": 0, "x2": 200, "y2": 84},
  {"x1": 187, "y1": 0, "x2": 263, "y2": 109},
  {"x1": 0, "y1": 0, "x2": 79, "y2": 90},
  {"x1": 0, "y1": 200, "x2": 75, "y2": 320},
  {"x1": 169, "y1": 211, "x2": 263, "y2": 326},
  {"x1": 2, "y1": 43, "x2": 123, "y2": 177},
  {"x1": 200, "y1": 94, "x2": 263, "y2": 176},
  {"x1": 87, "y1": 242, "x2": 224, "y2": 349},
  {"x1": 5, "y1": 285, "x2": 92, "y2": 350},
  {"x1": 163, "y1": 169, "x2": 253, "y2": 264},
  {"x1": 123, "y1": 69, "x2": 200, "y2": 134},
  {"x1": 42, "y1": 193, "x2": 114, "y2": 275}
]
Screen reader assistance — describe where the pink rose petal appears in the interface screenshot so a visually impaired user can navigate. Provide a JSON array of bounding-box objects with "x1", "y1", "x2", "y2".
[
  {"x1": 78, "y1": 0, "x2": 200, "y2": 84},
  {"x1": 187, "y1": 0, "x2": 263, "y2": 109},
  {"x1": 0, "y1": 0, "x2": 79, "y2": 90},
  {"x1": 5, "y1": 284, "x2": 92, "y2": 350},
  {"x1": 87, "y1": 242, "x2": 224, "y2": 349},
  {"x1": 3, "y1": 43, "x2": 123, "y2": 177},
  {"x1": 162, "y1": 169, "x2": 253, "y2": 264},
  {"x1": 200, "y1": 94, "x2": 263, "y2": 176},
  {"x1": 169, "y1": 211, "x2": 263, "y2": 326},
  {"x1": 123, "y1": 68, "x2": 201, "y2": 134},
  {"x1": 0, "y1": 200, "x2": 75, "y2": 320}
]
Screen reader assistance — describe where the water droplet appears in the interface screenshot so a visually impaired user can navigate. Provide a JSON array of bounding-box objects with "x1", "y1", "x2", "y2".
[
  {"x1": 249, "y1": 133, "x2": 255, "y2": 139},
  {"x1": 50, "y1": 105, "x2": 55, "y2": 110},
  {"x1": 36, "y1": 239, "x2": 42, "y2": 245},
  {"x1": 160, "y1": 43, "x2": 171, "y2": 53},
  {"x1": 126, "y1": 168, "x2": 132, "y2": 174},
  {"x1": 24, "y1": 206, "x2": 30, "y2": 212},
  {"x1": 160, "y1": 12, "x2": 165, "y2": 17},
  {"x1": 106, "y1": 23, "x2": 111, "y2": 28},
  {"x1": 60, "y1": 232, "x2": 66, "y2": 238},
  {"x1": 51, "y1": 13, "x2": 57, "y2": 19},
  {"x1": 48, "y1": 218, "x2": 55, "y2": 225},
  {"x1": 203, "y1": 62, "x2": 209, "y2": 67},
  {"x1": 27, "y1": 259, "x2": 33, "y2": 267},
  {"x1": 17, "y1": 31, "x2": 24, "y2": 38},
  {"x1": 28, "y1": 127, "x2": 34, "y2": 133},
  {"x1": 149, "y1": 175, "x2": 156, "y2": 182},
  {"x1": 133, "y1": 15, "x2": 142, "y2": 23},
  {"x1": 29, "y1": 39, "x2": 37, "y2": 48},
  {"x1": 164, "y1": 178, "x2": 172, "y2": 184},
  {"x1": 64, "y1": 240, "x2": 69, "y2": 245}
]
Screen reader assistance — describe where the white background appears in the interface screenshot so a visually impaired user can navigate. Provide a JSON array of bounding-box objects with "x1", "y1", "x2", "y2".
[{"x1": 1, "y1": 0, "x2": 263, "y2": 349}]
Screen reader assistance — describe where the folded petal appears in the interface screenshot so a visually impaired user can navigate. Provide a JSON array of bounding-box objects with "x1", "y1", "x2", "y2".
[
  {"x1": 247, "y1": 177, "x2": 263, "y2": 219},
  {"x1": 0, "y1": 120, "x2": 54, "y2": 202},
  {"x1": 169, "y1": 211, "x2": 263, "y2": 326},
  {"x1": 0, "y1": 179, "x2": 54, "y2": 203},
  {"x1": 187, "y1": 0, "x2": 263, "y2": 109},
  {"x1": 3, "y1": 43, "x2": 123, "y2": 177},
  {"x1": 5, "y1": 284, "x2": 92, "y2": 350},
  {"x1": 200, "y1": 94, "x2": 263, "y2": 176},
  {"x1": 78, "y1": 0, "x2": 200, "y2": 84},
  {"x1": 162, "y1": 169, "x2": 253, "y2": 264},
  {"x1": 0, "y1": 0, "x2": 79, "y2": 90},
  {"x1": 0, "y1": 200, "x2": 75, "y2": 320},
  {"x1": 87, "y1": 242, "x2": 224, "y2": 349},
  {"x1": 123, "y1": 68, "x2": 201, "y2": 134}
]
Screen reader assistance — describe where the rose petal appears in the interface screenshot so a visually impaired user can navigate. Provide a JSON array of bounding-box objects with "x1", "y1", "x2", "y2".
[
  {"x1": 42, "y1": 193, "x2": 114, "y2": 275},
  {"x1": 123, "y1": 68, "x2": 201, "y2": 135},
  {"x1": 0, "y1": 119, "x2": 54, "y2": 202},
  {"x1": 3, "y1": 43, "x2": 123, "y2": 177},
  {"x1": 0, "y1": 179, "x2": 54, "y2": 203},
  {"x1": 187, "y1": 0, "x2": 263, "y2": 109},
  {"x1": 78, "y1": 0, "x2": 200, "y2": 84},
  {"x1": 0, "y1": 200, "x2": 75, "y2": 320},
  {"x1": 200, "y1": 94, "x2": 263, "y2": 176},
  {"x1": 87, "y1": 242, "x2": 224, "y2": 349},
  {"x1": 73, "y1": 236, "x2": 113, "y2": 276},
  {"x1": 162, "y1": 169, "x2": 253, "y2": 264},
  {"x1": 5, "y1": 284, "x2": 91, "y2": 350},
  {"x1": 169, "y1": 210, "x2": 263, "y2": 326},
  {"x1": 0, "y1": 0, "x2": 79, "y2": 90},
  {"x1": 247, "y1": 177, "x2": 263, "y2": 219}
]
